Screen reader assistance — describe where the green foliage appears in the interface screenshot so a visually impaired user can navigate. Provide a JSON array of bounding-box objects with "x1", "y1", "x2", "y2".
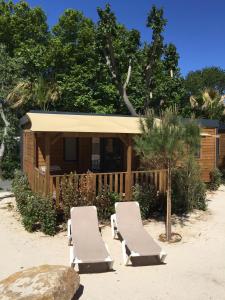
[
  {"x1": 12, "y1": 170, "x2": 57, "y2": 235},
  {"x1": 94, "y1": 189, "x2": 121, "y2": 221},
  {"x1": 132, "y1": 183, "x2": 159, "y2": 218},
  {"x1": 61, "y1": 172, "x2": 95, "y2": 221},
  {"x1": 134, "y1": 107, "x2": 201, "y2": 168},
  {"x1": 61, "y1": 172, "x2": 121, "y2": 221},
  {"x1": 209, "y1": 168, "x2": 222, "y2": 191},
  {"x1": 0, "y1": 111, "x2": 20, "y2": 179},
  {"x1": 172, "y1": 157, "x2": 207, "y2": 213},
  {"x1": 183, "y1": 67, "x2": 225, "y2": 120},
  {"x1": 185, "y1": 67, "x2": 225, "y2": 96}
]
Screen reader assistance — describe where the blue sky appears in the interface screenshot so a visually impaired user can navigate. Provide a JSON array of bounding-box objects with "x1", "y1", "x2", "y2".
[{"x1": 17, "y1": 0, "x2": 225, "y2": 76}]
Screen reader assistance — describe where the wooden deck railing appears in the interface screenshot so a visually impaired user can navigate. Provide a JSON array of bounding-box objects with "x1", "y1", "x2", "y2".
[
  {"x1": 34, "y1": 167, "x2": 46, "y2": 197},
  {"x1": 33, "y1": 169, "x2": 167, "y2": 208}
]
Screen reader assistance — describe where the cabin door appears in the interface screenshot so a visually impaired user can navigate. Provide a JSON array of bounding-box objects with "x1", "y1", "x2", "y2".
[{"x1": 100, "y1": 138, "x2": 124, "y2": 172}]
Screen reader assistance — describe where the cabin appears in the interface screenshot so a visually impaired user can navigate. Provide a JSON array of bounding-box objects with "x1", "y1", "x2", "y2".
[
  {"x1": 218, "y1": 122, "x2": 225, "y2": 170},
  {"x1": 20, "y1": 111, "x2": 223, "y2": 207}
]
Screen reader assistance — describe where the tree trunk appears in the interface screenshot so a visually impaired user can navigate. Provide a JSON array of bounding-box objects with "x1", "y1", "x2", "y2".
[
  {"x1": 166, "y1": 161, "x2": 172, "y2": 241},
  {"x1": 120, "y1": 86, "x2": 138, "y2": 116},
  {"x1": 0, "y1": 103, "x2": 9, "y2": 179}
]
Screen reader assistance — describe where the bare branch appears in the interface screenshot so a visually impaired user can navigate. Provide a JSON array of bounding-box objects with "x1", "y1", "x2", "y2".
[
  {"x1": 123, "y1": 59, "x2": 132, "y2": 89},
  {"x1": 0, "y1": 103, "x2": 10, "y2": 172}
]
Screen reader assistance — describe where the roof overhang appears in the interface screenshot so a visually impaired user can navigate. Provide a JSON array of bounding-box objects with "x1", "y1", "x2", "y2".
[
  {"x1": 20, "y1": 111, "x2": 219, "y2": 137},
  {"x1": 21, "y1": 111, "x2": 142, "y2": 134}
]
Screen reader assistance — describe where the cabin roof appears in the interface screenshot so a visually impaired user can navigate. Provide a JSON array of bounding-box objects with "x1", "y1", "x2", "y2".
[
  {"x1": 21, "y1": 111, "x2": 223, "y2": 135},
  {"x1": 21, "y1": 111, "x2": 142, "y2": 134}
]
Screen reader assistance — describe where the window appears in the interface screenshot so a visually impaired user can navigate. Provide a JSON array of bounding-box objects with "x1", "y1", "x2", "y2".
[
  {"x1": 91, "y1": 137, "x2": 100, "y2": 171},
  {"x1": 195, "y1": 143, "x2": 201, "y2": 159},
  {"x1": 64, "y1": 138, "x2": 78, "y2": 161},
  {"x1": 217, "y1": 137, "x2": 220, "y2": 160}
]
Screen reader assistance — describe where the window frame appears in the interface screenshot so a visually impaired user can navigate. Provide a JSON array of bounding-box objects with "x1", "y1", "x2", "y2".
[{"x1": 195, "y1": 139, "x2": 202, "y2": 159}]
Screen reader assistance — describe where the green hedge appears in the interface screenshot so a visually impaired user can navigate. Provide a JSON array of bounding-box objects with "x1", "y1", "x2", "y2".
[
  {"x1": 61, "y1": 172, "x2": 121, "y2": 221},
  {"x1": 132, "y1": 183, "x2": 161, "y2": 218},
  {"x1": 172, "y1": 157, "x2": 207, "y2": 213},
  {"x1": 12, "y1": 170, "x2": 57, "y2": 236},
  {"x1": 209, "y1": 168, "x2": 222, "y2": 191}
]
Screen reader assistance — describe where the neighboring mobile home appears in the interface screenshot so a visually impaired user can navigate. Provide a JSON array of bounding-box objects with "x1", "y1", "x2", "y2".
[{"x1": 20, "y1": 111, "x2": 223, "y2": 205}]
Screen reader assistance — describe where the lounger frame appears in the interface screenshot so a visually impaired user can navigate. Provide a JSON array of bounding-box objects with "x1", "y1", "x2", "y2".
[
  {"x1": 111, "y1": 209, "x2": 167, "y2": 266},
  {"x1": 68, "y1": 215, "x2": 113, "y2": 270}
]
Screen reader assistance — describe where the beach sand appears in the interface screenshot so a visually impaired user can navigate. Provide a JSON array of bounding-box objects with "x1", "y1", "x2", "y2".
[{"x1": 0, "y1": 187, "x2": 225, "y2": 300}]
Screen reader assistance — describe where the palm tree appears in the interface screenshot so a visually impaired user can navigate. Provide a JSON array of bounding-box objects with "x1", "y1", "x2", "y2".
[
  {"x1": 134, "y1": 107, "x2": 200, "y2": 240},
  {"x1": 6, "y1": 75, "x2": 61, "y2": 111},
  {"x1": 190, "y1": 88, "x2": 225, "y2": 119},
  {"x1": 0, "y1": 76, "x2": 60, "y2": 178}
]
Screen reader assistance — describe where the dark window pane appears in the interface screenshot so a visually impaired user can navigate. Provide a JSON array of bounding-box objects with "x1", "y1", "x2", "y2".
[{"x1": 64, "y1": 138, "x2": 78, "y2": 161}]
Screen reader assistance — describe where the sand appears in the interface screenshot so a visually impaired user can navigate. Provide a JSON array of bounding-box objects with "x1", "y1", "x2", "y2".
[{"x1": 0, "y1": 187, "x2": 225, "y2": 300}]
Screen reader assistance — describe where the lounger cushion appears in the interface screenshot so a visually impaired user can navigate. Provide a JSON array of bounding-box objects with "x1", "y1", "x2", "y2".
[
  {"x1": 71, "y1": 206, "x2": 110, "y2": 263},
  {"x1": 115, "y1": 202, "x2": 161, "y2": 256}
]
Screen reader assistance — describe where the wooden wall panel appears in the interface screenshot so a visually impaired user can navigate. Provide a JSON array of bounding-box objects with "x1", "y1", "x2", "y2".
[
  {"x1": 23, "y1": 130, "x2": 35, "y2": 188},
  {"x1": 218, "y1": 131, "x2": 225, "y2": 169},
  {"x1": 37, "y1": 133, "x2": 45, "y2": 167},
  {"x1": 197, "y1": 128, "x2": 216, "y2": 182},
  {"x1": 49, "y1": 137, "x2": 92, "y2": 173}
]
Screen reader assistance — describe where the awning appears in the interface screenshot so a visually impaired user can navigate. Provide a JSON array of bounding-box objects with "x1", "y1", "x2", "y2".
[
  {"x1": 21, "y1": 112, "x2": 142, "y2": 134},
  {"x1": 21, "y1": 111, "x2": 217, "y2": 137}
]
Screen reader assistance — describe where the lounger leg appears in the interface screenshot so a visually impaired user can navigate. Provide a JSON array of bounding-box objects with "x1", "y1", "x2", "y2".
[
  {"x1": 69, "y1": 246, "x2": 75, "y2": 267},
  {"x1": 159, "y1": 250, "x2": 167, "y2": 263},
  {"x1": 67, "y1": 219, "x2": 72, "y2": 246},
  {"x1": 111, "y1": 214, "x2": 117, "y2": 239},
  {"x1": 108, "y1": 261, "x2": 114, "y2": 270},
  {"x1": 122, "y1": 240, "x2": 130, "y2": 266}
]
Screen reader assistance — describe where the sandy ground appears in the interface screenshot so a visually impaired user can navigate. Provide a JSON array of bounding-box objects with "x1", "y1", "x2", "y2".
[{"x1": 0, "y1": 187, "x2": 225, "y2": 300}]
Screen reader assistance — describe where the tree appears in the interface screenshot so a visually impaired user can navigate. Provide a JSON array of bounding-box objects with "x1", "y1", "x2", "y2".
[
  {"x1": 144, "y1": 5, "x2": 166, "y2": 108},
  {"x1": 189, "y1": 88, "x2": 224, "y2": 120},
  {"x1": 183, "y1": 67, "x2": 225, "y2": 119},
  {"x1": 7, "y1": 75, "x2": 61, "y2": 111},
  {"x1": 0, "y1": 0, "x2": 49, "y2": 55},
  {"x1": 185, "y1": 67, "x2": 225, "y2": 96},
  {"x1": 134, "y1": 107, "x2": 200, "y2": 240},
  {"x1": 51, "y1": 8, "x2": 119, "y2": 113},
  {"x1": 0, "y1": 44, "x2": 22, "y2": 178},
  {"x1": 143, "y1": 6, "x2": 185, "y2": 111},
  {"x1": 97, "y1": 4, "x2": 140, "y2": 115}
]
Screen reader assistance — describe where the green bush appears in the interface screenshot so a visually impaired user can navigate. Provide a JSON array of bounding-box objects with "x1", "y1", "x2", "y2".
[
  {"x1": 132, "y1": 183, "x2": 159, "y2": 219},
  {"x1": 1, "y1": 114, "x2": 20, "y2": 179},
  {"x1": 172, "y1": 157, "x2": 207, "y2": 213},
  {"x1": 12, "y1": 170, "x2": 57, "y2": 235},
  {"x1": 61, "y1": 172, "x2": 121, "y2": 221},
  {"x1": 94, "y1": 189, "x2": 121, "y2": 221},
  {"x1": 220, "y1": 168, "x2": 225, "y2": 184},
  {"x1": 209, "y1": 168, "x2": 222, "y2": 191},
  {"x1": 12, "y1": 169, "x2": 32, "y2": 215},
  {"x1": 61, "y1": 172, "x2": 95, "y2": 221}
]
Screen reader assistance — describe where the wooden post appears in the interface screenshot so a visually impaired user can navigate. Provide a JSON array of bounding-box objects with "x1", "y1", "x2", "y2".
[
  {"x1": 45, "y1": 133, "x2": 50, "y2": 196},
  {"x1": 32, "y1": 133, "x2": 37, "y2": 191},
  {"x1": 125, "y1": 136, "x2": 132, "y2": 200}
]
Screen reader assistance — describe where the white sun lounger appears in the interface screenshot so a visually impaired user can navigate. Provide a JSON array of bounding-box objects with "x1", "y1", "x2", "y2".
[
  {"x1": 68, "y1": 206, "x2": 113, "y2": 270},
  {"x1": 111, "y1": 201, "x2": 167, "y2": 265}
]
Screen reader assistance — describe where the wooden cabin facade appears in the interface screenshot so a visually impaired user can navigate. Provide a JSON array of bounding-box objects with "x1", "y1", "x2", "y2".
[{"x1": 21, "y1": 112, "x2": 223, "y2": 206}]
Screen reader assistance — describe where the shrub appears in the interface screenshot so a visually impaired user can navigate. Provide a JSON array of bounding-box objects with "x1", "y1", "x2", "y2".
[
  {"x1": 94, "y1": 189, "x2": 121, "y2": 221},
  {"x1": 61, "y1": 172, "x2": 121, "y2": 221},
  {"x1": 12, "y1": 170, "x2": 57, "y2": 235},
  {"x1": 1, "y1": 115, "x2": 20, "y2": 179},
  {"x1": 220, "y1": 168, "x2": 225, "y2": 184},
  {"x1": 172, "y1": 157, "x2": 207, "y2": 213},
  {"x1": 209, "y1": 168, "x2": 222, "y2": 191},
  {"x1": 61, "y1": 172, "x2": 95, "y2": 221},
  {"x1": 12, "y1": 169, "x2": 32, "y2": 215},
  {"x1": 132, "y1": 183, "x2": 159, "y2": 219}
]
